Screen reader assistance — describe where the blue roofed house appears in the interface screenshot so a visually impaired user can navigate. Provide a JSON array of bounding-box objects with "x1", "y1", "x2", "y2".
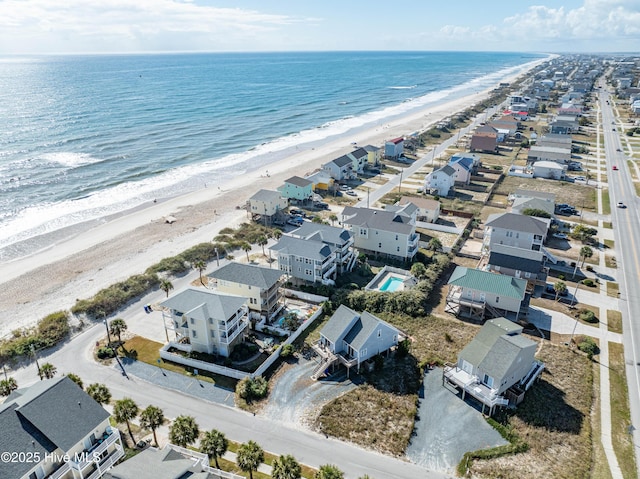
[
  {"x1": 446, "y1": 266, "x2": 528, "y2": 321},
  {"x1": 278, "y1": 176, "x2": 314, "y2": 203},
  {"x1": 0, "y1": 376, "x2": 124, "y2": 479},
  {"x1": 486, "y1": 244, "x2": 548, "y2": 289},
  {"x1": 443, "y1": 317, "x2": 544, "y2": 416},
  {"x1": 312, "y1": 304, "x2": 402, "y2": 379},
  {"x1": 448, "y1": 153, "x2": 480, "y2": 185}
]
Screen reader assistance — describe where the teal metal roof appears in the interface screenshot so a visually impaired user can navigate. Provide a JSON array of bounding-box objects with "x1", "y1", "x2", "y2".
[{"x1": 447, "y1": 266, "x2": 526, "y2": 299}]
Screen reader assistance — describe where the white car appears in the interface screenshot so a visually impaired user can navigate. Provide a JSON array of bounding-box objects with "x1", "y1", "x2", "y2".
[
  {"x1": 346, "y1": 190, "x2": 357, "y2": 196},
  {"x1": 553, "y1": 233, "x2": 568, "y2": 240},
  {"x1": 617, "y1": 202, "x2": 626, "y2": 208}
]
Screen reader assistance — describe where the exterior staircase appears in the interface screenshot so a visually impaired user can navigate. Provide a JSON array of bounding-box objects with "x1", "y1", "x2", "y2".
[{"x1": 311, "y1": 354, "x2": 338, "y2": 380}]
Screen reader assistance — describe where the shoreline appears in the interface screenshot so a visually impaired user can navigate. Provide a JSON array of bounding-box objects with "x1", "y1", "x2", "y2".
[{"x1": 0, "y1": 59, "x2": 544, "y2": 338}]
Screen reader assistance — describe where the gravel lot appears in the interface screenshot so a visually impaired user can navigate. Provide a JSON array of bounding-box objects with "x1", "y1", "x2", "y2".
[{"x1": 406, "y1": 368, "x2": 508, "y2": 473}]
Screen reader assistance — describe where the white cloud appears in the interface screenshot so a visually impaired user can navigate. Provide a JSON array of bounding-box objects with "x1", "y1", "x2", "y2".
[
  {"x1": 435, "y1": 1, "x2": 640, "y2": 51},
  {"x1": 0, "y1": 0, "x2": 304, "y2": 53}
]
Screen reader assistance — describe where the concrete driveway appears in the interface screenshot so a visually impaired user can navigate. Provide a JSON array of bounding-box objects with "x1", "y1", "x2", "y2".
[{"x1": 405, "y1": 368, "x2": 508, "y2": 473}]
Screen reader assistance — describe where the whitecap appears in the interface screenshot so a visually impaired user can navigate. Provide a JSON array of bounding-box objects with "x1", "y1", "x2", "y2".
[
  {"x1": 40, "y1": 152, "x2": 103, "y2": 168},
  {"x1": 388, "y1": 85, "x2": 417, "y2": 90}
]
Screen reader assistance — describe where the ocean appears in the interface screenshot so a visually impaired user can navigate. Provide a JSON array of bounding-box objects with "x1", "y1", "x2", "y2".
[{"x1": 0, "y1": 51, "x2": 546, "y2": 261}]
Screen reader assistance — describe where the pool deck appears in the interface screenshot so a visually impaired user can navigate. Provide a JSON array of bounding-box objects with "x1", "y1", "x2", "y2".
[{"x1": 365, "y1": 265, "x2": 416, "y2": 292}]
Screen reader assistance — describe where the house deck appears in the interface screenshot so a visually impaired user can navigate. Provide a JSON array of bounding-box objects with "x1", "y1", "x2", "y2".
[{"x1": 442, "y1": 363, "x2": 508, "y2": 416}]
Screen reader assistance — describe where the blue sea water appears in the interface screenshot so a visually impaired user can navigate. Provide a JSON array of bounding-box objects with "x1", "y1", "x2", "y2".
[{"x1": 0, "y1": 51, "x2": 545, "y2": 260}]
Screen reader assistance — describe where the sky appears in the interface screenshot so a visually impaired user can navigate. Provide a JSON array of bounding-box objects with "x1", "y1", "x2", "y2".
[{"x1": 0, "y1": 0, "x2": 639, "y2": 54}]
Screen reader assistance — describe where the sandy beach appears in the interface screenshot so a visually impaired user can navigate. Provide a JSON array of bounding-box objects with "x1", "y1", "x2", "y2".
[{"x1": 0, "y1": 62, "x2": 543, "y2": 338}]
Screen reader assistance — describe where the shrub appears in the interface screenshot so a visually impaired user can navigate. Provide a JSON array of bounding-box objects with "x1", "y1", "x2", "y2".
[
  {"x1": 582, "y1": 278, "x2": 595, "y2": 287},
  {"x1": 236, "y1": 376, "x2": 269, "y2": 402},
  {"x1": 576, "y1": 336, "x2": 599, "y2": 359},
  {"x1": 280, "y1": 344, "x2": 294, "y2": 358},
  {"x1": 37, "y1": 311, "x2": 70, "y2": 346},
  {"x1": 578, "y1": 309, "x2": 597, "y2": 323},
  {"x1": 97, "y1": 347, "x2": 115, "y2": 359}
]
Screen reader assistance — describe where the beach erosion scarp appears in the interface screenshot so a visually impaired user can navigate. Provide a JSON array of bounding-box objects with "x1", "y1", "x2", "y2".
[{"x1": 0, "y1": 61, "x2": 543, "y2": 339}]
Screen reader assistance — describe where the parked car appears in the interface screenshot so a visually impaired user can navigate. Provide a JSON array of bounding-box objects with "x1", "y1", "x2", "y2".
[
  {"x1": 314, "y1": 202, "x2": 329, "y2": 209},
  {"x1": 340, "y1": 185, "x2": 351, "y2": 191},
  {"x1": 273, "y1": 219, "x2": 285, "y2": 226},
  {"x1": 346, "y1": 190, "x2": 357, "y2": 196},
  {"x1": 287, "y1": 218, "x2": 304, "y2": 226},
  {"x1": 289, "y1": 208, "x2": 303, "y2": 216},
  {"x1": 546, "y1": 284, "x2": 568, "y2": 297},
  {"x1": 552, "y1": 233, "x2": 568, "y2": 240}
]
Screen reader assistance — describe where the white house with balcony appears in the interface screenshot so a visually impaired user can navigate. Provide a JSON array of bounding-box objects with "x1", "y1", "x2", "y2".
[
  {"x1": 424, "y1": 164, "x2": 457, "y2": 196},
  {"x1": 0, "y1": 376, "x2": 124, "y2": 479},
  {"x1": 160, "y1": 288, "x2": 249, "y2": 358},
  {"x1": 483, "y1": 212, "x2": 550, "y2": 254},
  {"x1": 288, "y1": 222, "x2": 357, "y2": 273},
  {"x1": 248, "y1": 189, "x2": 288, "y2": 220},
  {"x1": 341, "y1": 204, "x2": 419, "y2": 261},
  {"x1": 270, "y1": 235, "x2": 337, "y2": 285},
  {"x1": 443, "y1": 317, "x2": 543, "y2": 416},
  {"x1": 322, "y1": 155, "x2": 355, "y2": 181}
]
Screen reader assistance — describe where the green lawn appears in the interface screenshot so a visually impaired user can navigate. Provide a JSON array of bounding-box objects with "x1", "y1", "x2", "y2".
[
  {"x1": 602, "y1": 188, "x2": 611, "y2": 215},
  {"x1": 607, "y1": 310, "x2": 623, "y2": 334}
]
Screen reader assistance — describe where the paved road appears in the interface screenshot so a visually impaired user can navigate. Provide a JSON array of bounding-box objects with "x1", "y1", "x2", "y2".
[
  {"x1": 599, "y1": 86, "x2": 640, "y2": 467},
  {"x1": 10, "y1": 324, "x2": 452, "y2": 479}
]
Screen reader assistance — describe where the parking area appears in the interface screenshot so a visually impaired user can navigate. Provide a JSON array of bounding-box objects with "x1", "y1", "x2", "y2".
[{"x1": 405, "y1": 368, "x2": 508, "y2": 473}]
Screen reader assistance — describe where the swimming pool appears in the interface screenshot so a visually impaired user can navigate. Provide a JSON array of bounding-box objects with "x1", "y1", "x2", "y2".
[
  {"x1": 379, "y1": 276, "x2": 404, "y2": 292},
  {"x1": 277, "y1": 309, "x2": 301, "y2": 326}
]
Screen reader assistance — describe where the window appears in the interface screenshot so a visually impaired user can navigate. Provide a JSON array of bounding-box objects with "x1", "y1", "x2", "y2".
[
  {"x1": 378, "y1": 242, "x2": 382, "y2": 248},
  {"x1": 192, "y1": 330, "x2": 197, "y2": 338},
  {"x1": 209, "y1": 318, "x2": 213, "y2": 324},
  {"x1": 494, "y1": 265, "x2": 501, "y2": 272},
  {"x1": 190, "y1": 317, "x2": 195, "y2": 325},
  {"x1": 211, "y1": 330, "x2": 216, "y2": 338},
  {"x1": 175, "y1": 311, "x2": 183, "y2": 317},
  {"x1": 483, "y1": 374, "x2": 494, "y2": 388},
  {"x1": 525, "y1": 272, "x2": 532, "y2": 278},
  {"x1": 395, "y1": 234, "x2": 398, "y2": 240},
  {"x1": 397, "y1": 246, "x2": 400, "y2": 252},
  {"x1": 305, "y1": 269, "x2": 312, "y2": 275},
  {"x1": 496, "y1": 296, "x2": 500, "y2": 303}
]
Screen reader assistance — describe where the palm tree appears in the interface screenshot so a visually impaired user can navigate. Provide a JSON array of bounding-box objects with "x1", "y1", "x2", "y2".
[
  {"x1": 86, "y1": 383, "x2": 111, "y2": 405},
  {"x1": 66, "y1": 373, "x2": 83, "y2": 389},
  {"x1": 580, "y1": 245, "x2": 593, "y2": 267},
  {"x1": 109, "y1": 318, "x2": 128, "y2": 343},
  {"x1": 257, "y1": 236, "x2": 268, "y2": 256},
  {"x1": 554, "y1": 280, "x2": 567, "y2": 301},
  {"x1": 0, "y1": 377, "x2": 18, "y2": 396},
  {"x1": 113, "y1": 397, "x2": 139, "y2": 445},
  {"x1": 40, "y1": 362, "x2": 57, "y2": 380},
  {"x1": 160, "y1": 278, "x2": 174, "y2": 297},
  {"x1": 192, "y1": 259, "x2": 207, "y2": 286},
  {"x1": 139, "y1": 405, "x2": 165, "y2": 447},
  {"x1": 272, "y1": 229, "x2": 283, "y2": 240},
  {"x1": 410, "y1": 262, "x2": 427, "y2": 279},
  {"x1": 237, "y1": 440, "x2": 264, "y2": 479},
  {"x1": 200, "y1": 429, "x2": 228, "y2": 469},
  {"x1": 169, "y1": 415, "x2": 199, "y2": 447},
  {"x1": 272, "y1": 454, "x2": 302, "y2": 479},
  {"x1": 315, "y1": 464, "x2": 344, "y2": 479},
  {"x1": 328, "y1": 214, "x2": 338, "y2": 226},
  {"x1": 241, "y1": 242, "x2": 252, "y2": 262}
]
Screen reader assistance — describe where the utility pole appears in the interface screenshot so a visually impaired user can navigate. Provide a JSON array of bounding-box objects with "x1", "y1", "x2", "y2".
[
  {"x1": 30, "y1": 345, "x2": 42, "y2": 380},
  {"x1": 104, "y1": 318, "x2": 112, "y2": 346},
  {"x1": 366, "y1": 186, "x2": 370, "y2": 208},
  {"x1": 398, "y1": 168, "x2": 403, "y2": 194}
]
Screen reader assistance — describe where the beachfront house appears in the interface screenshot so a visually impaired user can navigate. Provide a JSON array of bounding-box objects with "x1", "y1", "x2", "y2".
[
  {"x1": 398, "y1": 196, "x2": 440, "y2": 223},
  {"x1": 486, "y1": 244, "x2": 548, "y2": 288},
  {"x1": 363, "y1": 144, "x2": 381, "y2": 166},
  {"x1": 443, "y1": 317, "x2": 543, "y2": 416},
  {"x1": 384, "y1": 137, "x2": 404, "y2": 160},
  {"x1": 0, "y1": 376, "x2": 124, "y2": 479},
  {"x1": 278, "y1": 176, "x2": 314, "y2": 203},
  {"x1": 270, "y1": 235, "x2": 337, "y2": 285},
  {"x1": 160, "y1": 288, "x2": 249, "y2": 357},
  {"x1": 322, "y1": 155, "x2": 355, "y2": 181},
  {"x1": 348, "y1": 147, "x2": 369, "y2": 174},
  {"x1": 483, "y1": 212, "x2": 550, "y2": 254},
  {"x1": 445, "y1": 266, "x2": 528, "y2": 321},
  {"x1": 208, "y1": 262, "x2": 285, "y2": 322},
  {"x1": 305, "y1": 170, "x2": 334, "y2": 191},
  {"x1": 341, "y1": 204, "x2": 419, "y2": 261},
  {"x1": 249, "y1": 189, "x2": 288, "y2": 222},
  {"x1": 312, "y1": 304, "x2": 402, "y2": 379},
  {"x1": 288, "y1": 222, "x2": 357, "y2": 273},
  {"x1": 424, "y1": 164, "x2": 456, "y2": 196}
]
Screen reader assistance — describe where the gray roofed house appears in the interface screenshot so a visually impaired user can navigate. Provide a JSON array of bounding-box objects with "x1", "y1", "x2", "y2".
[
  {"x1": 487, "y1": 246, "x2": 547, "y2": 286},
  {"x1": 444, "y1": 317, "x2": 543, "y2": 416},
  {"x1": 314, "y1": 305, "x2": 401, "y2": 378},
  {"x1": 511, "y1": 196, "x2": 555, "y2": 217},
  {"x1": 484, "y1": 212, "x2": 550, "y2": 254},
  {"x1": 424, "y1": 164, "x2": 457, "y2": 196},
  {"x1": 248, "y1": 189, "x2": 288, "y2": 220},
  {"x1": 105, "y1": 444, "x2": 242, "y2": 479},
  {"x1": 341, "y1": 204, "x2": 419, "y2": 260},
  {"x1": 289, "y1": 222, "x2": 357, "y2": 273},
  {"x1": 322, "y1": 155, "x2": 355, "y2": 180},
  {"x1": 511, "y1": 188, "x2": 556, "y2": 203},
  {"x1": 270, "y1": 235, "x2": 338, "y2": 285},
  {"x1": 278, "y1": 176, "x2": 314, "y2": 202},
  {"x1": 160, "y1": 287, "x2": 249, "y2": 357},
  {"x1": 398, "y1": 196, "x2": 440, "y2": 223},
  {"x1": 208, "y1": 262, "x2": 284, "y2": 319},
  {"x1": 0, "y1": 377, "x2": 124, "y2": 479}
]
